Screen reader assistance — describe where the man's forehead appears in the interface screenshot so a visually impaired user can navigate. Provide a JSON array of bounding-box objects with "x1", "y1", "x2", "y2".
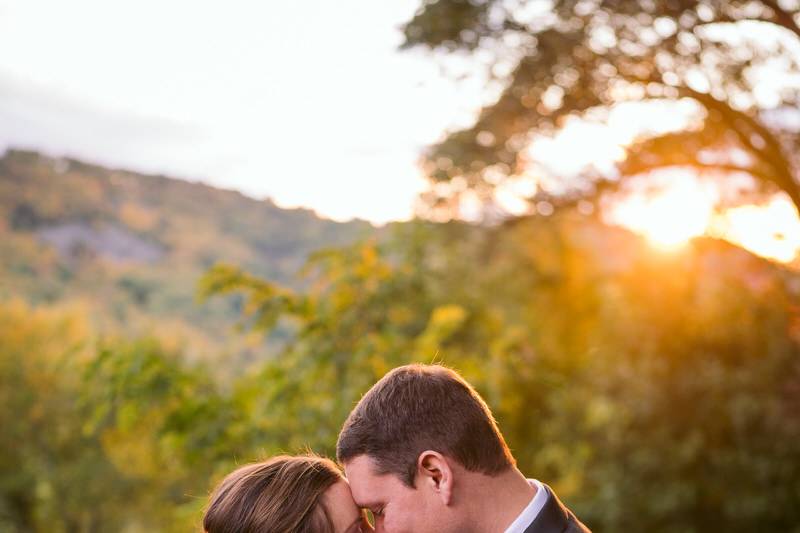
[
  {"x1": 343, "y1": 455, "x2": 378, "y2": 481},
  {"x1": 343, "y1": 456, "x2": 387, "y2": 500}
]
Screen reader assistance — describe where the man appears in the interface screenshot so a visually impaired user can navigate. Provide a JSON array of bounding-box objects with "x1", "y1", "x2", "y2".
[{"x1": 337, "y1": 364, "x2": 590, "y2": 533}]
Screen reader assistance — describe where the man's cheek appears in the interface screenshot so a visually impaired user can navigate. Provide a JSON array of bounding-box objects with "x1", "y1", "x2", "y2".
[{"x1": 383, "y1": 514, "x2": 406, "y2": 533}]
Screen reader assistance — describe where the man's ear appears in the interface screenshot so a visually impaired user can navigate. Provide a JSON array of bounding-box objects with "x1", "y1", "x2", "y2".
[{"x1": 416, "y1": 450, "x2": 453, "y2": 505}]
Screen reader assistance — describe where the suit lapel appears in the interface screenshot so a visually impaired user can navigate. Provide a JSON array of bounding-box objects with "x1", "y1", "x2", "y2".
[{"x1": 523, "y1": 484, "x2": 570, "y2": 533}]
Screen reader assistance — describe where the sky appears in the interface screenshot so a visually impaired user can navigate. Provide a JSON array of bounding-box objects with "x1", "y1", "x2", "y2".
[
  {"x1": 3, "y1": 1, "x2": 800, "y2": 263},
  {"x1": 0, "y1": 0, "x2": 487, "y2": 224}
]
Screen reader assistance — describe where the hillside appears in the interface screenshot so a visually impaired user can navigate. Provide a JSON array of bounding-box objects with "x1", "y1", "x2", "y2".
[
  {"x1": 3, "y1": 148, "x2": 798, "y2": 367},
  {"x1": 0, "y1": 149, "x2": 374, "y2": 362}
]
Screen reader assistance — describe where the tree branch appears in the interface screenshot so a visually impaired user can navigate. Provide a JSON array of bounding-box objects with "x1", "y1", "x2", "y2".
[
  {"x1": 623, "y1": 158, "x2": 800, "y2": 210},
  {"x1": 677, "y1": 86, "x2": 800, "y2": 206}
]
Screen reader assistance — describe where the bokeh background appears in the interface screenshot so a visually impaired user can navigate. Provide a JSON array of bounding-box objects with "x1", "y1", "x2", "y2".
[{"x1": 2, "y1": 1, "x2": 800, "y2": 531}]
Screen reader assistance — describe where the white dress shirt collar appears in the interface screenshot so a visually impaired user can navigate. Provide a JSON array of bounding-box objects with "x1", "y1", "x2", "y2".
[{"x1": 503, "y1": 479, "x2": 548, "y2": 533}]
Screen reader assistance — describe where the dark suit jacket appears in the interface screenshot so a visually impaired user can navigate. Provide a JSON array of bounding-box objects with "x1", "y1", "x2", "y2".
[{"x1": 523, "y1": 484, "x2": 591, "y2": 533}]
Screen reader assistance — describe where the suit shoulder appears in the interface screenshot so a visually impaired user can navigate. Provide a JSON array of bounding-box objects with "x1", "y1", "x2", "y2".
[{"x1": 567, "y1": 515, "x2": 591, "y2": 533}]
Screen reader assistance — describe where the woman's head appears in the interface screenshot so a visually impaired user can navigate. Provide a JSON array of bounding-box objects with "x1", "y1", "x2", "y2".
[{"x1": 204, "y1": 455, "x2": 371, "y2": 533}]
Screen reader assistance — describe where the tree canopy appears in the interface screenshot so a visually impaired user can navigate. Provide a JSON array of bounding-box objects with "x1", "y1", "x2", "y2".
[{"x1": 402, "y1": 0, "x2": 800, "y2": 216}]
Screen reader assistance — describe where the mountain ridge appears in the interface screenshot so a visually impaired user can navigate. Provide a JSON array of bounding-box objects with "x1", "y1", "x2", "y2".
[{"x1": 0, "y1": 148, "x2": 375, "y2": 364}]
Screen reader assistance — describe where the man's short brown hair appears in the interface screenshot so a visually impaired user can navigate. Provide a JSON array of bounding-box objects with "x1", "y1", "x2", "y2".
[{"x1": 336, "y1": 364, "x2": 515, "y2": 486}]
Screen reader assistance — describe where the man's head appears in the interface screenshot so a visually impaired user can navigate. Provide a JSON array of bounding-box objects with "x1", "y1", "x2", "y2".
[{"x1": 337, "y1": 364, "x2": 515, "y2": 532}]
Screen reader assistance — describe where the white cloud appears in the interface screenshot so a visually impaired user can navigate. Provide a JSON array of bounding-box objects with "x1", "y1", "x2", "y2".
[{"x1": 0, "y1": 0, "x2": 484, "y2": 224}]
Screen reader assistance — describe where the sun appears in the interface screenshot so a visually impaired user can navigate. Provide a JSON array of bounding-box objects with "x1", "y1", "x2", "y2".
[
  {"x1": 606, "y1": 175, "x2": 714, "y2": 250},
  {"x1": 518, "y1": 100, "x2": 800, "y2": 263},
  {"x1": 606, "y1": 176, "x2": 800, "y2": 263}
]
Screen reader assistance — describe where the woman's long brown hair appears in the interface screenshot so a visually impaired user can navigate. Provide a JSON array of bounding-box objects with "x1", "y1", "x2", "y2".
[{"x1": 203, "y1": 455, "x2": 342, "y2": 533}]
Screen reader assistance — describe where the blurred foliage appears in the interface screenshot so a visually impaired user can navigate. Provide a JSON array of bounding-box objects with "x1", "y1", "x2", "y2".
[
  {"x1": 0, "y1": 298, "x2": 297, "y2": 532},
  {"x1": 401, "y1": 0, "x2": 800, "y2": 216},
  {"x1": 0, "y1": 149, "x2": 372, "y2": 366},
  {"x1": 2, "y1": 211, "x2": 800, "y2": 531},
  {"x1": 200, "y1": 216, "x2": 800, "y2": 532}
]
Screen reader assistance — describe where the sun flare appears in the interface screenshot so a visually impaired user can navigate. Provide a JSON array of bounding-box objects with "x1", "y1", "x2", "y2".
[
  {"x1": 607, "y1": 178, "x2": 714, "y2": 250},
  {"x1": 710, "y1": 196, "x2": 800, "y2": 263},
  {"x1": 518, "y1": 98, "x2": 800, "y2": 263},
  {"x1": 607, "y1": 179, "x2": 800, "y2": 263}
]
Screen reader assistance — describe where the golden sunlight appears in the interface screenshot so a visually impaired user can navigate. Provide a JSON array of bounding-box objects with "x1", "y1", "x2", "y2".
[
  {"x1": 710, "y1": 196, "x2": 800, "y2": 263},
  {"x1": 607, "y1": 179, "x2": 800, "y2": 263},
  {"x1": 514, "y1": 100, "x2": 800, "y2": 263},
  {"x1": 606, "y1": 177, "x2": 715, "y2": 250},
  {"x1": 542, "y1": 101, "x2": 800, "y2": 263}
]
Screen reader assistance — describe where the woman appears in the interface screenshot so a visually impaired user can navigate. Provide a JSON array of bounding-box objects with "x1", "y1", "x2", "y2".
[{"x1": 204, "y1": 455, "x2": 372, "y2": 533}]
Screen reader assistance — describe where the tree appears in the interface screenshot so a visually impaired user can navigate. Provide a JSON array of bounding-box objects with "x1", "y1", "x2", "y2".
[
  {"x1": 0, "y1": 300, "x2": 133, "y2": 532},
  {"x1": 402, "y1": 0, "x2": 800, "y2": 216},
  {"x1": 0, "y1": 299, "x2": 244, "y2": 532}
]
